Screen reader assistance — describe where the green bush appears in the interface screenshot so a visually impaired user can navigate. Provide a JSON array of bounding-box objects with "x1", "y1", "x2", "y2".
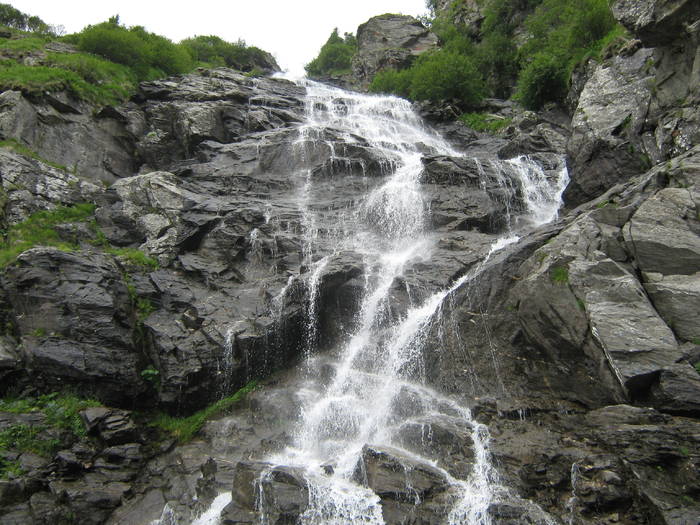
[
  {"x1": 460, "y1": 112, "x2": 512, "y2": 133},
  {"x1": 305, "y1": 29, "x2": 356, "y2": 77},
  {"x1": 73, "y1": 17, "x2": 193, "y2": 81},
  {"x1": 409, "y1": 50, "x2": 484, "y2": 106},
  {"x1": 180, "y1": 35, "x2": 272, "y2": 72},
  {"x1": 368, "y1": 68, "x2": 413, "y2": 98},
  {"x1": 515, "y1": 51, "x2": 569, "y2": 109}
]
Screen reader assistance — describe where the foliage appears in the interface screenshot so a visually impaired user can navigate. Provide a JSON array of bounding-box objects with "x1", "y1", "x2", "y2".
[
  {"x1": 140, "y1": 366, "x2": 160, "y2": 386},
  {"x1": 550, "y1": 265, "x2": 569, "y2": 284},
  {"x1": 412, "y1": 0, "x2": 624, "y2": 109},
  {"x1": 180, "y1": 35, "x2": 272, "y2": 72},
  {"x1": 107, "y1": 247, "x2": 159, "y2": 269},
  {"x1": 71, "y1": 17, "x2": 193, "y2": 81},
  {"x1": 305, "y1": 28, "x2": 356, "y2": 77},
  {"x1": 0, "y1": 203, "x2": 95, "y2": 268},
  {"x1": 0, "y1": 57, "x2": 133, "y2": 105},
  {"x1": 460, "y1": 112, "x2": 511, "y2": 133},
  {"x1": 152, "y1": 381, "x2": 258, "y2": 443},
  {"x1": 0, "y1": 3, "x2": 50, "y2": 34},
  {"x1": 0, "y1": 392, "x2": 100, "y2": 477},
  {"x1": 514, "y1": 51, "x2": 569, "y2": 110},
  {"x1": 369, "y1": 68, "x2": 413, "y2": 98},
  {"x1": 515, "y1": 0, "x2": 618, "y2": 108},
  {"x1": 370, "y1": 50, "x2": 484, "y2": 107}
]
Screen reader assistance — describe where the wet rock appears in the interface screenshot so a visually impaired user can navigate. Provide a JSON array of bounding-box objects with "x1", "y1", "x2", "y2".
[
  {"x1": 0, "y1": 90, "x2": 137, "y2": 184},
  {"x1": 354, "y1": 444, "x2": 449, "y2": 502},
  {"x1": 81, "y1": 408, "x2": 139, "y2": 446},
  {"x1": 623, "y1": 187, "x2": 700, "y2": 276},
  {"x1": 1, "y1": 248, "x2": 144, "y2": 406},
  {"x1": 644, "y1": 272, "x2": 700, "y2": 342}
]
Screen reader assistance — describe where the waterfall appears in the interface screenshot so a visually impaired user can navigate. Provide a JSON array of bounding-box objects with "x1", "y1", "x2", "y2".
[{"x1": 195, "y1": 80, "x2": 568, "y2": 524}]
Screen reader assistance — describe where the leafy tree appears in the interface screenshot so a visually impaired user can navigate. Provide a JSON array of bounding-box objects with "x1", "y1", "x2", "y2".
[
  {"x1": 515, "y1": 51, "x2": 568, "y2": 109},
  {"x1": 0, "y1": 3, "x2": 50, "y2": 33},
  {"x1": 305, "y1": 28, "x2": 356, "y2": 77}
]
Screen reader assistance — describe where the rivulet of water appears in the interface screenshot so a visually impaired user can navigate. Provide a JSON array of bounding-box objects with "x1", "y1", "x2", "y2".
[{"x1": 195, "y1": 80, "x2": 568, "y2": 525}]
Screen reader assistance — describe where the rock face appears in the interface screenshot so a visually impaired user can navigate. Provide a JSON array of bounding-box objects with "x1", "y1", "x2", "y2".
[
  {"x1": 1, "y1": 2, "x2": 700, "y2": 523},
  {"x1": 564, "y1": 0, "x2": 700, "y2": 206},
  {"x1": 352, "y1": 14, "x2": 438, "y2": 86}
]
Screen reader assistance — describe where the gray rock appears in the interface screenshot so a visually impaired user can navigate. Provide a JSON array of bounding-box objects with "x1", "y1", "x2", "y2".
[
  {"x1": 565, "y1": 48, "x2": 656, "y2": 206},
  {"x1": 612, "y1": 0, "x2": 700, "y2": 47},
  {"x1": 0, "y1": 90, "x2": 137, "y2": 184},
  {"x1": 623, "y1": 188, "x2": 700, "y2": 276},
  {"x1": 352, "y1": 14, "x2": 438, "y2": 86},
  {"x1": 0, "y1": 149, "x2": 101, "y2": 224},
  {"x1": 648, "y1": 363, "x2": 700, "y2": 415},
  {"x1": 354, "y1": 444, "x2": 449, "y2": 502},
  {"x1": 1, "y1": 248, "x2": 144, "y2": 405},
  {"x1": 644, "y1": 272, "x2": 700, "y2": 342}
]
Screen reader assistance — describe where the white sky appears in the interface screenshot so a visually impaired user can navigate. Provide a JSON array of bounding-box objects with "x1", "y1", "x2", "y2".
[{"x1": 10, "y1": 0, "x2": 429, "y2": 75}]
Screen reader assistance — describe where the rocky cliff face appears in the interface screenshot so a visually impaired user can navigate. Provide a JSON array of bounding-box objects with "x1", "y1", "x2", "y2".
[{"x1": 0, "y1": 1, "x2": 699, "y2": 524}]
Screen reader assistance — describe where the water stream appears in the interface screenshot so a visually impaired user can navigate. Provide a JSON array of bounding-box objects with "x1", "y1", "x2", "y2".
[{"x1": 191, "y1": 80, "x2": 568, "y2": 524}]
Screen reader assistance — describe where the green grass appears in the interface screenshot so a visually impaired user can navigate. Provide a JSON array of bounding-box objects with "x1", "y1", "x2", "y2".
[
  {"x1": 0, "y1": 58, "x2": 132, "y2": 106},
  {"x1": 107, "y1": 247, "x2": 159, "y2": 269},
  {"x1": 460, "y1": 112, "x2": 512, "y2": 133},
  {"x1": 0, "y1": 138, "x2": 69, "y2": 171},
  {"x1": 152, "y1": 381, "x2": 258, "y2": 443},
  {"x1": 0, "y1": 392, "x2": 101, "y2": 437},
  {"x1": 0, "y1": 203, "x2": 96, "y2": 268},
  {"x1": 551, "y1": 265, "x2": 569, "y2": 284},
  {"x1": 0, "y1": 392, "x2": 100, "y2": 478},
  {"x1": 0, "y1": 35, "x2": 48, "y2": 53}
]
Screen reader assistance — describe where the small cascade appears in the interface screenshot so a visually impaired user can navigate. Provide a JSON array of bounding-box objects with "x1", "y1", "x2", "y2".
[{"x1": 197, "y1": 79, "x2": 569, "y2": 525}]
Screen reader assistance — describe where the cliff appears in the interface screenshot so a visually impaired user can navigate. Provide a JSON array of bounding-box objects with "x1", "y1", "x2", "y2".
[{"x1": 0, "y1": 1, "x2": 698, "y2": 524}]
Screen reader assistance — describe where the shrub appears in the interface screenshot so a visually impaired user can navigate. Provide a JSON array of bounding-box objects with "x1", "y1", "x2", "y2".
[
  {"x1": 409, "y1": 50, "x2": 484, "y2": 106},
  {"x1": 515, "y1": 51, "x2": 569, "y2": 109},
  {"x1": 180, "y1": 35, "x2": 272, "y2": 72},
  {"x1": 305, "y1": 28, "x2": 356, "y2": 77},
  {"x1": 460, "y1": 112, "x2": 511, "y2": 133},
  {"x1": 73, "y1": 17, "x2": 193, "y2": 81},
  {"x1": 368, "y1": 68, "x2": 413, "y2": 98}
]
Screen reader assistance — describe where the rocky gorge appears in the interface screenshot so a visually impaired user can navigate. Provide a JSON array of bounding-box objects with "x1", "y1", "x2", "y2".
[{"x1": 0, "y1": 0, "x2": 699, "y2": 524}]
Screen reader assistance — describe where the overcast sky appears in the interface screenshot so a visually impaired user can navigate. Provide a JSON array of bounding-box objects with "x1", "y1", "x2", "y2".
[{"x1": 10, "y1": 1, "x2": 429, "y2": 75}]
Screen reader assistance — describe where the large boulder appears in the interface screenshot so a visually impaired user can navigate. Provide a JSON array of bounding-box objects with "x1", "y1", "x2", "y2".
[
  {"x1": 352, "y1": 14, "x2": 438, "y2": 86},
  {"x1": 611, "y1": 0, "x2": 700, "y2": 47},
  {"x1": 0, "y1": 248, "x2": 145, "y2": 405},
  {"x1": 564, "y1": 48, "x2": 655, "y2": 206}
]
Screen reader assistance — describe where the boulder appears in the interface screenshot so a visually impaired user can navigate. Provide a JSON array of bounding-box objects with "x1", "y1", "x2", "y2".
[
  {"x1": 611, "y1": 0, "x2": 700, "y2": 47},
  {"x1": 644, "y1": 272, "x2": 700, "y2": 342},
  {"x1": 564, "y1": 48, "x2": 655, "y2": 206},
  {"x1": 352, "y1": 14, "x2": 438, "y2": 86},
  {"x1": 1, "y1": 248, "x2": 144, "y2": 405}
]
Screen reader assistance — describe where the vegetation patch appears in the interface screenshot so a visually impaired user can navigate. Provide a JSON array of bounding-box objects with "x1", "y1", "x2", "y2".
[
  {"x1": 181, "y1": 35, "x2": 273, "y2": 72},
  {"x1": 460, "y1": 112, "x2": 512, "y2": 133},
  {"x1": 369, "y1": 0, "x2": 626, "y2": 110},
  {"x1": 550, "y1": 265, "x2": 569, "y2": 284},
  {"x1": 0, "y1": 392, "x2": 101, "y2": 478},
  {"x1": 152, "y1": 381, "x2": 258, "y2": 443},
  {"x1": 306, "y1": 29, "x2": 356, "y2": 77},
  {"x1": 0, "y1": 203, "x2": 95, "y2": 268}
]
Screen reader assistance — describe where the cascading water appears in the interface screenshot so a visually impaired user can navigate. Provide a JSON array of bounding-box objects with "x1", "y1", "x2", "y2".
[{"x1": 193, "y1": 79, "x2": 568, "y2": 525}]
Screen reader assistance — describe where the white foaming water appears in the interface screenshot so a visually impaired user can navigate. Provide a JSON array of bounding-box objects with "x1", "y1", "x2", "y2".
[{"x1": 195, "y1": 80, "x2": 568, "y2": 524}]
